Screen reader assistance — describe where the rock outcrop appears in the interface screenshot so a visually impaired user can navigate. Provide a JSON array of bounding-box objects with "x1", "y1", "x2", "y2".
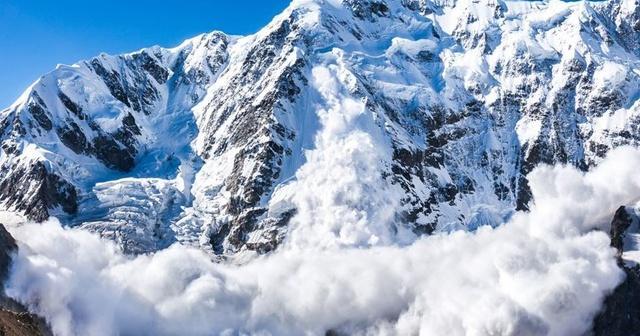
[{"x1": 593, "y1": 207, "x2": 640, "y2": 335}]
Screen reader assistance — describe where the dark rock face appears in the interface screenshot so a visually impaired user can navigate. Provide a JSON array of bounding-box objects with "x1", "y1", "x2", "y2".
[
  {"x1": 610, "y1": 206, "x2": 633, "y2": 257},
  {"x1": 346, "y1": 0, "x2": 389, "y2": 20},
  {"x1": 0, "y1": 225, "x2": 16, "y2": 283},
  {"x1": 0, "y1": 162, "x2": 78, "y2": 222},
  {"x1": 26, "y1": 93, "x2": 52, "y2": 132},
  {"x1": 92, "y1": 135, "x2": 136, "y2": 172},
  {"x1": 593, "y1": 265, "x2": 640, "y2": 336},
  {"x1": 132, "y1": 51, "x2": 169, "y2": 84},
  {"x1": 57, "y1": 91, "x2": 84, "y2": 120},
  {"x1": 56, "y1": 122, "x2": 88, "y2": 154},
  {"x1": 0, "y1": 310, "x2": 49, "y2": 336},
  {"x1": 593, "y1": 207, "x2": 640, "y2": 335},
  {"x1": 91, "y1": 59, "x2": 134, "y2": 110}
]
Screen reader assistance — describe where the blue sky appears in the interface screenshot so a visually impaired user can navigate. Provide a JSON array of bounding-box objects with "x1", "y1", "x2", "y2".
[{"x1": 0, "y1": 0, "x2": 291, "y2": 108}]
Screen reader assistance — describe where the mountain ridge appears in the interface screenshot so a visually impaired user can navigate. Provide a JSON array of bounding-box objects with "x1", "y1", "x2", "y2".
[{"x1": 0, "y1": 0, "x2": 639, "y2": 257}]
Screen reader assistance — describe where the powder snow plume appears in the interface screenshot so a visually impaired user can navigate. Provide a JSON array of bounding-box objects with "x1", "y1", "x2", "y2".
[{"x1": 5, "y1": 147, "x2": 640, "y2": 335}]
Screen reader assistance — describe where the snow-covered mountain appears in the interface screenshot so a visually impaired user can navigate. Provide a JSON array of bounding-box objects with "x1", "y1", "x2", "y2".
[{"x1": 1, "y1": 0, "x2": 639, "y2": 257}]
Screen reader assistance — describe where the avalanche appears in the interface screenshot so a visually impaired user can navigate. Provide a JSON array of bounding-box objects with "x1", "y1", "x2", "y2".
[
  {"x1": 6, "y1": 146, "x2": 639, "y2": 336},
  {"x1": 1, "y1": 0, "x2": 640, "y2": 334}
]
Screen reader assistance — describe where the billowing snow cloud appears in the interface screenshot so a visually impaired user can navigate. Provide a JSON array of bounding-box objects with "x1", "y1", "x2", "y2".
[
  {"x1": 270, "y1": 65, "x2": 413, "y2": 249},
  {"x1": 6, "y1": 146, "x2": 640, "y2": 336}
]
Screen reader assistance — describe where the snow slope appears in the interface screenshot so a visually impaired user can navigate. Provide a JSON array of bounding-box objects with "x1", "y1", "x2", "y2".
[{"x1": 0, "y1": 0, "x2": 639, "y2": 256}]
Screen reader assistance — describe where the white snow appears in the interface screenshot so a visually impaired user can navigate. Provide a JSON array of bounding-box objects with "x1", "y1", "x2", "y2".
[
  {"x1": 1, "y1": 0, "x2": 640, "y2": 333},
  {"x1": 8, "y1": 146, "x2": 640, "y2": 336}
]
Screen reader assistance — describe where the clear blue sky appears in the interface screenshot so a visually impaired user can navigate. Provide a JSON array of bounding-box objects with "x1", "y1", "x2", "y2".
[{"x1": 0, "y1": 0, "x2": 291, "y2": 108}]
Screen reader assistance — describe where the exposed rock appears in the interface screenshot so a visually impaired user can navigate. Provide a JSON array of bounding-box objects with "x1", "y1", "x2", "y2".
[
  {"x1": 0, "y1": 162, "x2": 78, "y2": 222},
  {"x1": 57, "y1": 91, "x2": 85, "y2": 120},
  {"x1": 90, "y1": 59, "x2": 133, "y2": 109},
  {"x1": 26, "y1": 94, "x2": 52, "y2": 132},
  {"x1": 132, "y1": 51, "x2": 169, "y2": 84},
  {"x1": 610, "y1": 206, "x2": 633, "y2": 258},
  {"x1": 593, "y1": 206, "x2": 640, "y2": 335},
  {"x1": 0, "y1": 225, "x2": 16, "y2": 282},
  {"x1": 0, "y1": 310, "x2": 49, "y2": 336},
  {"x1": 56, "y1": 122, "x2": 88, "y2": 154},
  {"x1": 92, "y1": 135, "x2": 136, "y2": 172},
  {"x1": 593, "y1": 265, "x2": 640, "y2": 336}
]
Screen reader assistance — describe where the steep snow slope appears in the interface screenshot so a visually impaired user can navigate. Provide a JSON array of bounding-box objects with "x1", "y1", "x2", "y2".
[{"x1": 1, "y1": 0, "x2": 639, "y2": 256}]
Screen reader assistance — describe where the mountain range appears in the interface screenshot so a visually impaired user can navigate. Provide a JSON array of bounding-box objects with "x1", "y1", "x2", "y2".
[
  {"x1": 2, "y1": 0, "x2": 640, "y2": 334},
  {"x1": 2, "y1": 0, "x2": 639, "y2": 257}
]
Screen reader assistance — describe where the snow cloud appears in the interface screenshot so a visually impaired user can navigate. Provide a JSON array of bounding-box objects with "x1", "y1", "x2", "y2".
[
  {"x1": 6, "y1": 146, "x2": 640, "y2": 335},
  {"x1": 270, "y1": 65, "x2": 412, "y2": 249}
]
